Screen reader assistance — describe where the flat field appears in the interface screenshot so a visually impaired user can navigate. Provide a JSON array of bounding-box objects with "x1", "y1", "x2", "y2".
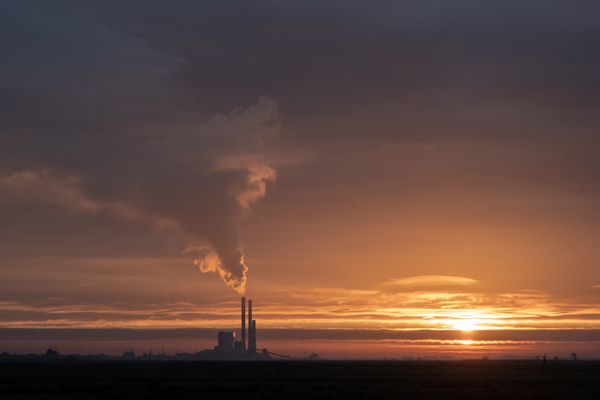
[{"x1": 1, "y1": 360, "x2": 599, "y2": 399}]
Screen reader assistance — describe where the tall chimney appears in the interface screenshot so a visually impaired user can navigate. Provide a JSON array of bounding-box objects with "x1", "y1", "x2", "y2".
[
  {"x1": 249, "y1": 320, "x2": 257, "y2": 353},
  {"x1": 248, "y1": 299, "x2": 253, "y2": 345},
  {"x1": 248, "y1": 299, "x2": 256, "y2": 353},
  {"x1": 241, "y1": 296, "x2": 246, "y2": 350}
]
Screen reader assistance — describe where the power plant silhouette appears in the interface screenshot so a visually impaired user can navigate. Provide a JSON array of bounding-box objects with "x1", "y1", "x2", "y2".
[
  {"x1": 0, "y1": 297, "x2": 306, "y2": 361},
  {"x1": 202, "y1": 297, "x2": 288, "y2": 360},
  {"x1": 213, "y1": 297, "x2": 262, "y2": 358}
]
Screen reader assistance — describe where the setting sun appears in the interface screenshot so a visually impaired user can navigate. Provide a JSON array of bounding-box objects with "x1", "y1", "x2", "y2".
[{"x1": 452, "y1": 319, "x2": 479, "y2": 332}]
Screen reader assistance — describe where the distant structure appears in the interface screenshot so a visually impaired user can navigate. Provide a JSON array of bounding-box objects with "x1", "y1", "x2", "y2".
[
  {"x1": 45, "y1": 347, "x2": 59, "y2": 358},
  {"x1": 248, "y1": 299, "x2": 256, "y2": 353},
  {"x1": 216, "y1": 331, "x2": 234, "y2": 353},
  {"x1": 198, "y1": 296, "x2": 272, "y2": 360},
  {"x1": 241, "y1": 296, "x2": 246, "y2": 350},
  {"x1": 122, "y1": 350, "x2": 135, "y2": 359},
  {"x1": 0, "y1": 297, "x2": 306, "y2": 361}
]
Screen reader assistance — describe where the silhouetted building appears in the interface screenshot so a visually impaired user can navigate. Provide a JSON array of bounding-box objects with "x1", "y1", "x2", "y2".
[
  {"x1": 248, "y1": 299, "x2": 255, "y2": 353},
  {"x1": 199, "y1": 297, "x2": 274, "y2": 360},
  {"x1": 233, "y1": 340, "x2": 245, "y2": 352},
  {"x1": 122, "y1": 350, "x2": 135, "y2": 359},
  {"x1": 217, "y1": 331, "x2": 234, "y2": 352},
  {"x1": 249, "y1": 320, "x2": 257, "y2": 353},
  {"x1": 45, "y1": 347, "x2": 59, "y2": 358},
  {"x1": 241, "y1": 296, "x2": 246, "y2": 350}
]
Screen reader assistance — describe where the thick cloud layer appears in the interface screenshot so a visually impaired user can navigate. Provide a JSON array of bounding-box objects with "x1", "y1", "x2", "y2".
[
  {"x1": 1, "y1": 0, "x2": 600, "y2": 305},
  {"x1": 0, "y1": 2, "x2": 281, "y2": 293}
]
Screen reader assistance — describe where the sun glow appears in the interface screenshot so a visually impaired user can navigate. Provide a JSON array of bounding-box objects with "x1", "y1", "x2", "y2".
[{"x1": 452, "y1": 319, "x2": 479, "y2": 332}]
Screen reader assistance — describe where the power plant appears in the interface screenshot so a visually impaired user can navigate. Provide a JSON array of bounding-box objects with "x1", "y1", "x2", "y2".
[
  {"x1": 209, "y1": 297, "x2": 273, "y2": 360},
  {"x1": 5, "y1": 296, "x2": 313, "y2": 361}
]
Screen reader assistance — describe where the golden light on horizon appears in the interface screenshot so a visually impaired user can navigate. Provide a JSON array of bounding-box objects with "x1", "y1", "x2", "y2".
[{"x1": 452, "y1": 319, "x2": 479, "y2": 332}]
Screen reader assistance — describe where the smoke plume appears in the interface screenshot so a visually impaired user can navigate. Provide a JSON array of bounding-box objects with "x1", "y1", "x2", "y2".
[
  {"x1": 188, "y1": 158, "x2": 276, "y2": 293},
  {"x1": 0, "y1": 97, "x2": 280, "y2": 294},
  {"x1": 181, "y1": 154, "x2": 277, "y2": 294}
]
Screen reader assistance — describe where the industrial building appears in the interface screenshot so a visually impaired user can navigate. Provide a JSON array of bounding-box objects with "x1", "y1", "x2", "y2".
[
  {"x1": 216, "y1": 331, "x2": 234, "y2": 353},
  {"x1": 209, "y1": 297, "x2": 269, "y2": 360}
]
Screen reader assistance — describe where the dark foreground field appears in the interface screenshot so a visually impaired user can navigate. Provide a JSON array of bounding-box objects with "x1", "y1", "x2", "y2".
[{"x1": 1, "y1": 360, "x2": 599, "y2": 399}]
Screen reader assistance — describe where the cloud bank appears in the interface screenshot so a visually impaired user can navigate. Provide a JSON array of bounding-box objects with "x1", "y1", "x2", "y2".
[{"x1": 0, "y1": 2, "x2": 281, "y2": 293}]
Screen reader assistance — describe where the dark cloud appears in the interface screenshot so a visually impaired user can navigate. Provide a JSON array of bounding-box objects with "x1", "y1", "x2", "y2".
[
  {"x1": 1, "y1": 1, "x2": 599, "y2": 314},
  {"x1": 1, "y1": 1, "x2": 281, "y2": 293}
]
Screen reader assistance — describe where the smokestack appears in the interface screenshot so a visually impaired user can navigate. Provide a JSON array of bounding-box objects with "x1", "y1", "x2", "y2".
[
  {"x1": 248, "y1": 299, "x2": 256, "y2": 353},
  {"x1": 248, "y1": 299, "x2": 252, "y2": 347},
  {"x1": 249, "y1": 320, "x2": 257, "y2": 353},
  {"x1": 241, "y1": 296, "x2": 246, "y2": 350}
]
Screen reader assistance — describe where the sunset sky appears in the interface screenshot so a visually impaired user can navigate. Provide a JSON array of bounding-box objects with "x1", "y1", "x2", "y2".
[{"x1": 1, "y1": 1, "x2": 600, "y2": 358}]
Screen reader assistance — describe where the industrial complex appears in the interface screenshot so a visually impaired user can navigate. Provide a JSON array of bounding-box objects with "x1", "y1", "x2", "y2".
[
  {"x1": 195, "y1": 297, "x2": 289, "y2": 360},
  {"x1": 0, "y1": 297, "x2": 312, "y2": 361}
]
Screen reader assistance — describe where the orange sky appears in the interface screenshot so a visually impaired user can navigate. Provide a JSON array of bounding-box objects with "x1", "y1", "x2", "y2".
[{"x1": 1, "y1": 1, "x2": 600, "y2": 358}]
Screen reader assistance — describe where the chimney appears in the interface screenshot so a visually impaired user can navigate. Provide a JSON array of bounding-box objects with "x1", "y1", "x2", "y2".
[
  {"x1": 241, "y1": 296, "x2": 246, "y2": 350},
  {"x1": 248, "y1": 299, "x2": 256, "y2": 353},
  {"x1": 249, "y1": 320, "x2": 257, "y2": 353},
  {"x1": 248, "y1": 299, "x2": 253, "y2": 346}
]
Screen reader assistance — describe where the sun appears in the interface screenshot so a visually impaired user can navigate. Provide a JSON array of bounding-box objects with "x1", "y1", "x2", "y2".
[{"x1": 452, "y1": 319, "x2": 479, "y2": 332}]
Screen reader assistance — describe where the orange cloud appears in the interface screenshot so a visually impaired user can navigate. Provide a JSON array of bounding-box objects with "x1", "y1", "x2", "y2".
[
  {"x1": 379, "y1": 275, "x2": 480, "y2": 288},
  {"x1": 1, "y1": 273, "x2": 599, "y2": 332}
]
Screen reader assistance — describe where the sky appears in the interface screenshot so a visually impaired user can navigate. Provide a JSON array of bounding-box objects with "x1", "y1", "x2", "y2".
[{"x1": 1, "y1": 1, "x2": 600, "y2": 359}]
